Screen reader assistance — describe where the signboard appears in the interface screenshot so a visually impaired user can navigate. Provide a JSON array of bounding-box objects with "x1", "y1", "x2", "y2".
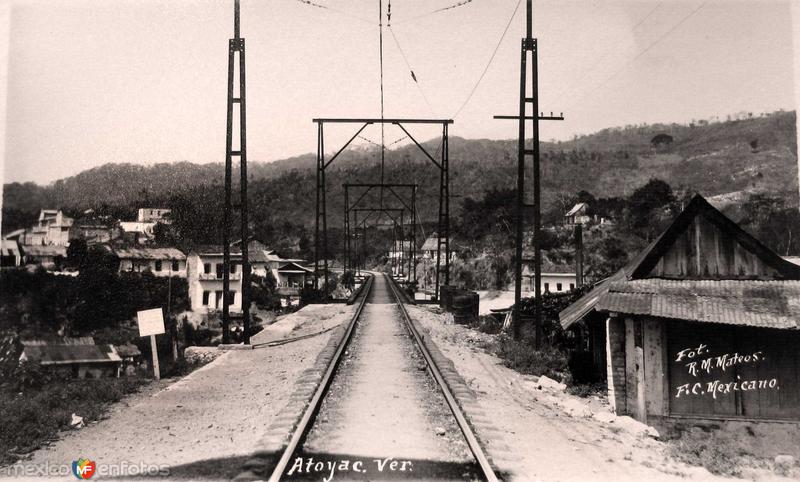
[{"x1": 137, "y1": 308, "x2": 165, "y2": 337}]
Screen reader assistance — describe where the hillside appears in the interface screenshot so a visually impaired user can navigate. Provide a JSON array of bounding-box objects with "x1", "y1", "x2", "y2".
[{"x1": 3, "y1": 110, "x2": 797, "y2": 233}]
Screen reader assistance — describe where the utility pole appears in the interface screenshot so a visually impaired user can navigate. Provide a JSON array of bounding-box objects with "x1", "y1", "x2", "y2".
[
  {"x1": 494, "y1": 0, "x2": 563, "y2": 345},
  {"x1": 223, "y1": 0, "x2": 250, "y2": 344}
]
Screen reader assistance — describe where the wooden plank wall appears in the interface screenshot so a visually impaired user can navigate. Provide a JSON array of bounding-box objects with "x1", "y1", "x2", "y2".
[{"x1": 649, "y1": 215, "x2": 781, "y2": 279}]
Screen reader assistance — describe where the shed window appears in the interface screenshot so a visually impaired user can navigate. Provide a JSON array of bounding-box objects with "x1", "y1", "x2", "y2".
[
  {"x1": 202, "y1": 291, "x2": 210, "y2": 306},
  {"x1": 172, "y1": 260, "x2": 179, "y2": 271},
  {"x1": 556, "y1": 283, "x2": 562, "y2": 292},
  {"x1": 203, "y1": 263, "x2": 211, "y2": 274},
  {"x1": 216, "y1": 264, "x2": 224, "y2": 279},
  {"x1": 155, "y1": 260, "x2": 162, "y2": 272},
  {"x1": 544, "y1": 283, "x2": 550, "y2": 292}
]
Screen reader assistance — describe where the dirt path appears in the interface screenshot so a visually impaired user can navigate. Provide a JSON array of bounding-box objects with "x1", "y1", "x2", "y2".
[
  {"x1": 302, "y1": 276, "x2": 477, "y2": 480},
  {"x1": 4, "y1": 306, "x2": 354, "y2": 481},
  {"x1": 408, "y1": 305, "x2": 729, "y2": 482}
]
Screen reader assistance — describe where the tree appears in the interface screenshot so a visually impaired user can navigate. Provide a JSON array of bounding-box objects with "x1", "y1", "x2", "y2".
[
  {"x1": 627, "y1": 179, "x2": 676, "y2": 240},
  {"x1": 66, "y1": 238, "x2": 88, "y2": 268}
]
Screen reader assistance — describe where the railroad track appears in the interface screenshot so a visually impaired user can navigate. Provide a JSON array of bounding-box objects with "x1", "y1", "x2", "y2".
[{"x1": 252, "y1": 273, "x2": 499, "y2": 482}]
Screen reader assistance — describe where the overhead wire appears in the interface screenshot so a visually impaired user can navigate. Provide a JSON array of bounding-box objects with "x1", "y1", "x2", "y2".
[
  {"x1": 563, "y1": 1, "x2": 707, "y2": 112},
  {"x1": 293, "y1": 0, "x2": 374, "y2": 25},
  {"x1": 388, "y1": 26, "x2": 436, "y2": 116},
  {"x1": 392, "y1": 0, "x2": 477, "y2": 25},
  {"x1": 451, "y1": 0, "x2": 523, "y2": 120}
]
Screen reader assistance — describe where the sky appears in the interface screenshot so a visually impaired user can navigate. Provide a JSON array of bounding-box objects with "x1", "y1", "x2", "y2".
[{"x1": 0, "y1": 0, "x2": 798, "y2": 185}]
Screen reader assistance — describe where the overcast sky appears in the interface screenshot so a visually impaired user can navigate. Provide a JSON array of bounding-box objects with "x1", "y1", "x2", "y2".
[{"x1": 1, "y1": 0, "x2": 798, "y2": 185}]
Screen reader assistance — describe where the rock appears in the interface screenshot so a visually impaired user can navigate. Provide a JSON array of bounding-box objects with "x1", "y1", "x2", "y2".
[
  {"x1": 435, "y1": 427, "x2": 446, "y2": 436},
  {"x1": 537, "y1": 375, "x2": 566, "y2": 391},
  {"x1": 70, "y1": 413, "x2": 84, "y2": 429},
  {"x1": 775, "y1": 455, "x2": 796, "y2": 469}
]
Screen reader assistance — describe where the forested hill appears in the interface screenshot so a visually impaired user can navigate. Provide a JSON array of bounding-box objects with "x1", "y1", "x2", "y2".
[{"x1": 3, "y1": 110, "x2": 797, "y2": 232}]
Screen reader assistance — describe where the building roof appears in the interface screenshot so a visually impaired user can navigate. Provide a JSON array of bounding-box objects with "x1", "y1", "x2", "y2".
[
  {"x1": 522, "y1": 262, "x2": 576, "y2": 276},
  {"x1": 279, "y1": 262, "x2": 314, "y2": 273},
  {"x1": 1, "y1": 239, "x2": 20, "y2": 257},
  {"x1": 22, "y1": 336, "x2": 95, "y2": 346},
  {"x1": 22, "y1": 344, "x2": 122, "y2": 365},
  {"x1": 114, "y1": 247, "x2": 186, "y2": 260},
  {"x1": 565, "y1": 202, "x2": 589, "y2": 217},
  {"x1": 560, "y1": 194, "x2": 800, "y2": 329},
  {"x1": 2, "y1": 228, "x2": 26, "y2": 240},
  {"x1": 119, "y1": 222, "x2": 155, "y2": 235},
  {"x1": 21, "y1": 245, "x2": 67, "y2": 257},
  {"x1": 597, "y1": 279, "x2": 800, "y2": 330}
]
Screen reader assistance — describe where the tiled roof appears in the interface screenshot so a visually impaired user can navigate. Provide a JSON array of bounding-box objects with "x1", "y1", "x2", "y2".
[
  {"x1": 596, "y1": 279, "x2": 800, "y2": 330},
  {"x1": 22, "y1": 344, "x2": 122, "y2": 365},
  {"x1": 21, "y1": 245, "x2": 67, "y2": 257},
  {"x1": 114, "y1": 247, "x2": 186, "y2": 260}
]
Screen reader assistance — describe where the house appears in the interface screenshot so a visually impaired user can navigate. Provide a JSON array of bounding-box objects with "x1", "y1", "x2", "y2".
[
  {"x1": 115, "y1": 247, "x2": 187, "y2": 277},
  {"x1": 420, "y1": 236, "x2": 457, "y2": 262},
  {"x1": 388, "y1": 240, "x2": 413, "y2": 261},
  {"x1": 560, "y1": 194, "x2": 800, "y2": 428},
  {"x1": 20, "y1": 244, "x2": 67, "y2": 269},
  {"x1": 522, "y1": 260, "x2": 577, "y2": 294},
  {"x1": 564, "y1": 203, "x2": 592, "y2": 226},
  {"x1": 137, "y1": 208, "x2": 172, "y2": 224},
  {"x1": 19, "y1": 337, "x2": 122, "y2": 378},
  {"x1": 276, "y1": 262, "x2": 313, "y2": 293},
  {"x1": 119, "y1": 222, "x2": 156, "y2": 244},
  {"x1": 14, "y1": 210, "x2": 74, "y2": 246},
  {"x1": 70, "y1": 217, "x2": 120, "y2": 245},
  {"x1": 1, "y1": 239, "x2": 22, "y2": 267},
  {"x1": 186, "y1": 246, "x2": 244, "y2": 313}
]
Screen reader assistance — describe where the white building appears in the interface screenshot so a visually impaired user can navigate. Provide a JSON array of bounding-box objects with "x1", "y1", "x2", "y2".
[
  {"x1": 522, "y1": 262, "x2": 577, "y2": 294},
  {"x1": 16, "y1": 210, "x2": 74, "y2": 246},
  {"x1": 137, "y1": 208, "x2": 172, "y2": 224},
  {"x1": 115, "y1": 248, "x2": 186, "y2": 277},
  {"x1": 186, "y1": 247, "x2": 243, "y2": 313}
]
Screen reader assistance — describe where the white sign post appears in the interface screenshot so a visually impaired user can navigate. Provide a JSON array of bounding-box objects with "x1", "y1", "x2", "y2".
[{"x1": 137, "y1": 308, "x2": 166, "y2": 380}]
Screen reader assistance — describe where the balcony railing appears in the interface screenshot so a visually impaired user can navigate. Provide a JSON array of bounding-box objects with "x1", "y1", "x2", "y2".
[{"x1": 199, "y1": 272, "x2": 241, "y2": 281}]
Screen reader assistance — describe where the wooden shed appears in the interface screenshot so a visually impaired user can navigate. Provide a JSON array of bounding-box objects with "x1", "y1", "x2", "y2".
[{"x1": 560, "y1": 194, "x2": 800, "y2": 427}]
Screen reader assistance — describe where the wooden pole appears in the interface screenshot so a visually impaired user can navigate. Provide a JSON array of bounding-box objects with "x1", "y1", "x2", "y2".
[{"x1": 150, "y1": 334, "x2": 160, "y2": 380}]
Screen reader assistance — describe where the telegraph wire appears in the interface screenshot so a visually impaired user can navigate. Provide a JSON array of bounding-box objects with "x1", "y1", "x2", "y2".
[{"x1": 451, "y1": 0, "x2": 522, "y2": 119}]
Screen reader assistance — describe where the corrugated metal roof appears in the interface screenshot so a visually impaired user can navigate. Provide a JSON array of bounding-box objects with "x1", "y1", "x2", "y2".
[
  {"x1": 114, "y1": 247, "x2": 186, "y2": 260},
  {"x1": 22, "y1": 344, "x2": 122, "y2": 365},
  {"x1": 596, "y1": 279, "x2": 800, "y2": 330},
  {"x1": 565, "y1": 202, "x2": 588, "y2": 217}
]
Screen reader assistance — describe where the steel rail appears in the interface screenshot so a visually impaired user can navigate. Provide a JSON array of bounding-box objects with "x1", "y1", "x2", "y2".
[
  {"x1": 385, "y1": 274, "x2": 500, "y2": 482},
  {"x1": 266, "y1": 274, "x2": 374, "y2": 482}
]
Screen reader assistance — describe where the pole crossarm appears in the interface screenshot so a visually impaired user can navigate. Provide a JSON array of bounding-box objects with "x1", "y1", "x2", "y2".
[
  {"x1": 313, "y1": 118, "x2": 452, "y2": 124},
  {"x1": 494, "y1": 114, "x2": 565, "y2": 121}
]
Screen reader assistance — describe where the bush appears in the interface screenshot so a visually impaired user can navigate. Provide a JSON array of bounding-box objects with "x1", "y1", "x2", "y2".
[
  {"x1": 493, "y1": 335, "x2": 568, "y2": 381},
  {"x1": 469, "y1": 315, "x2": 503, "y2": 335}
]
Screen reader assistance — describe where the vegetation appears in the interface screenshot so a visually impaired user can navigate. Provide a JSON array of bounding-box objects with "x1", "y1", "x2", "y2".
[{"x1": 0, "y1": 362, "x2": 147, "y2": 465}]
